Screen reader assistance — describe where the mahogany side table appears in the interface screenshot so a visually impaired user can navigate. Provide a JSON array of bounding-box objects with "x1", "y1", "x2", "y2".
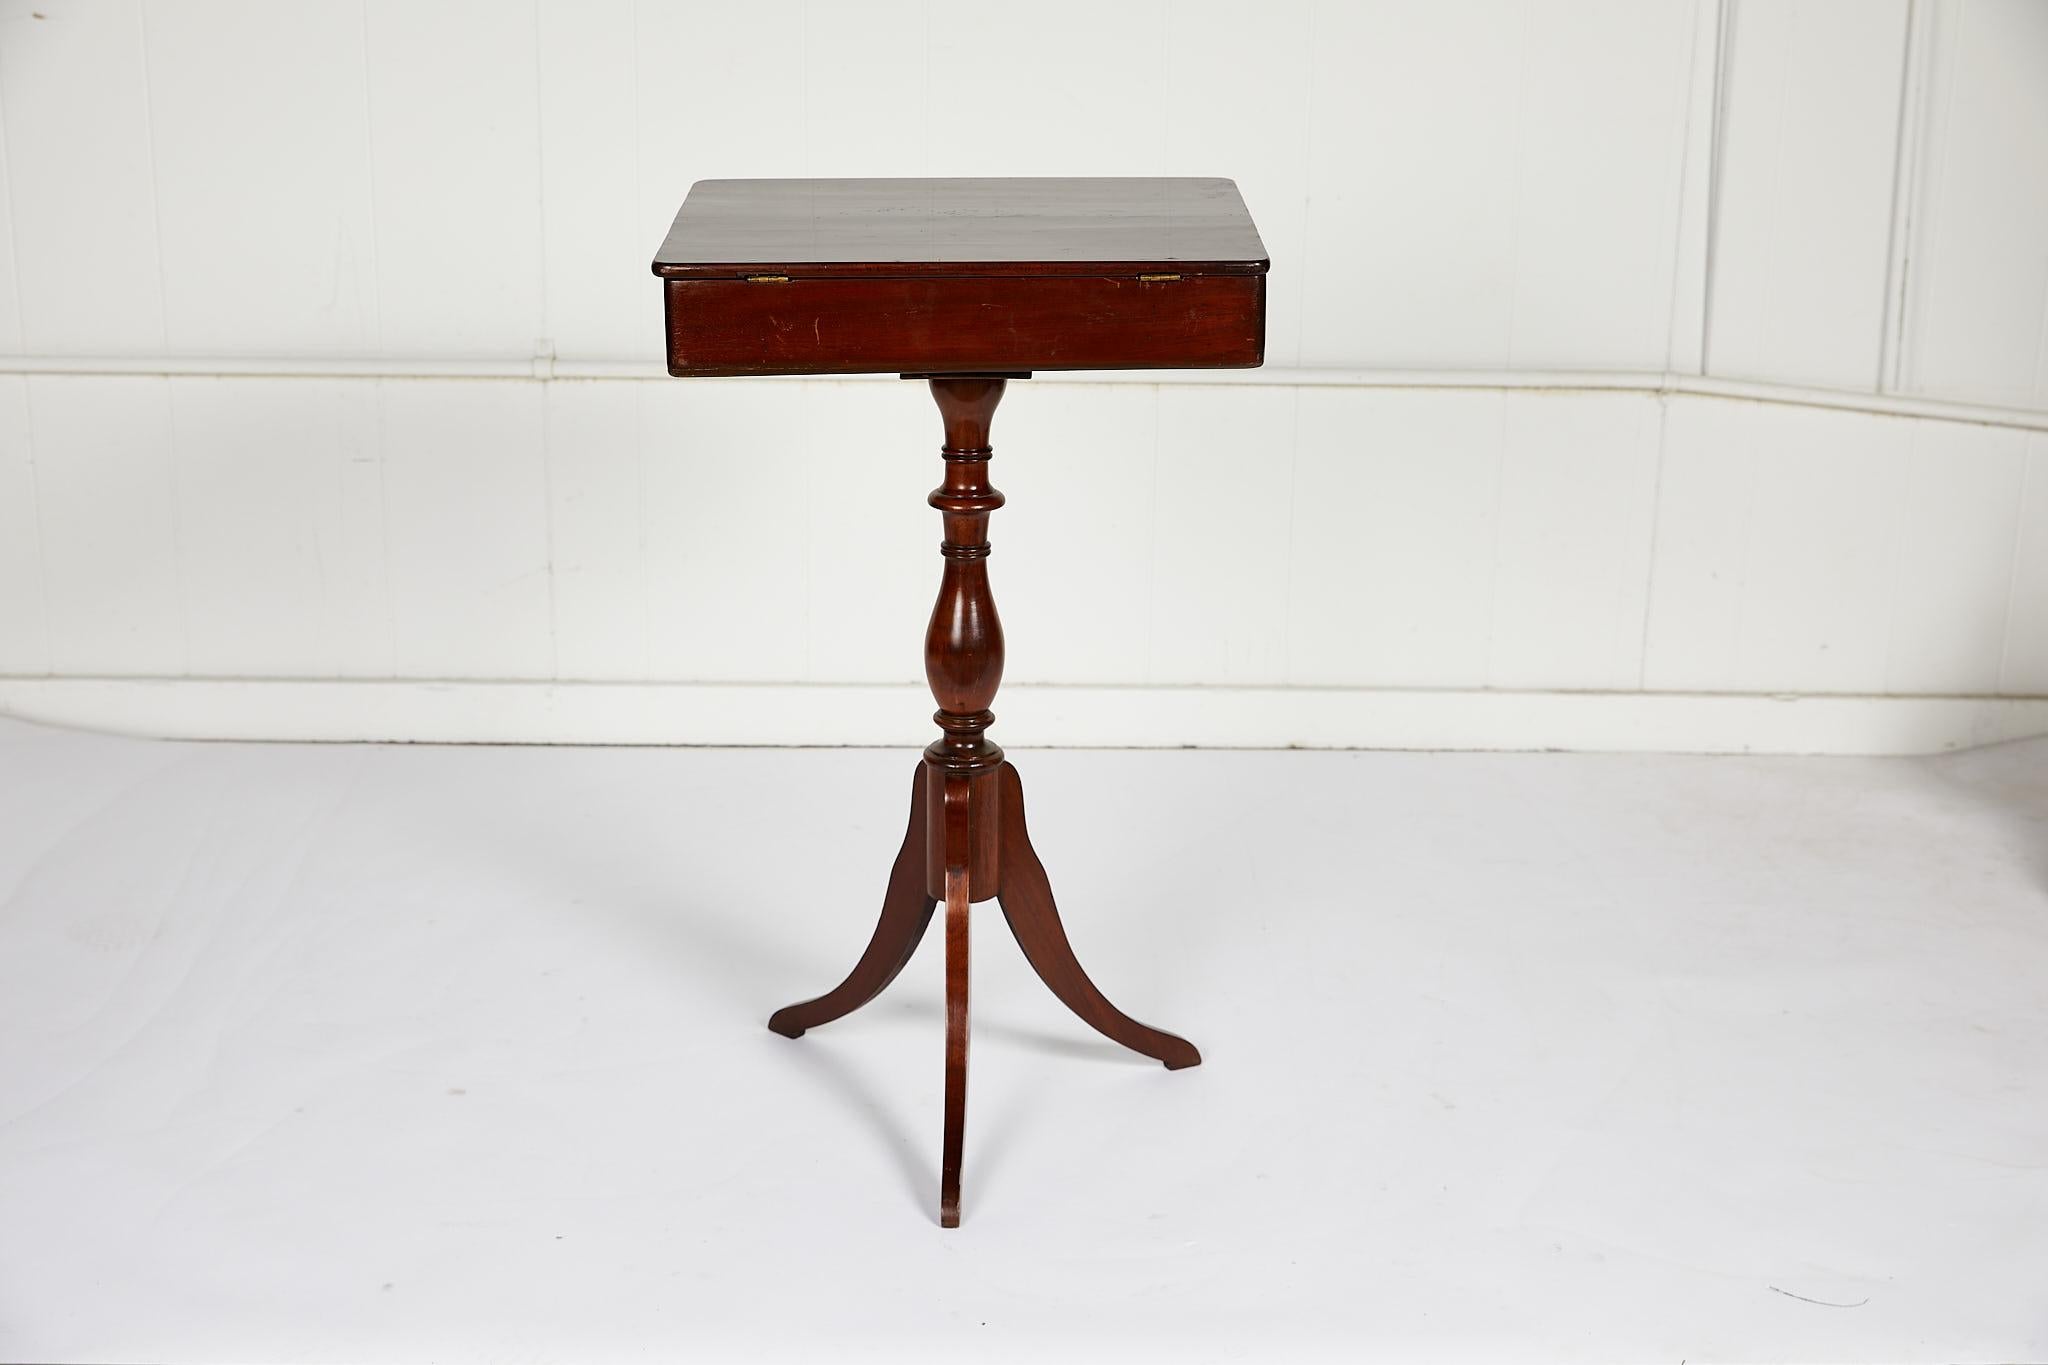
[{"x1": 651, "y1": 178, "x2": 1268, "y2": 1225}]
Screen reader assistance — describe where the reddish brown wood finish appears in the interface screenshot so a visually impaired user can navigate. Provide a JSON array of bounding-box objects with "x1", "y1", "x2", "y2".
[
  {"x1": 654, "y1": 178, "x2": 1268, "y2": 377},
  {"x1": 669, "y1": 178, "x2": 1253, "y2": 1224},
  {"x1": 922, "y1": 376, "x2": 1007, "y2": 903},
  {"x1": 766, "y1": 376, "x2": 1202, "y2": 1226},
  {"x1": 939, "y1": 794, "x2": 972, "y2": 1230},
  {"x1": 653, "y1": 177, "x2": 1269, "y2": 279},
  {"x1": 663, "y1": 274, "x2": 1263, "y2": 377}
]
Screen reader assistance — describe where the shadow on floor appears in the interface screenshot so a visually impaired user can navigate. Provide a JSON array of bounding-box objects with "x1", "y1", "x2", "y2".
[{"x1": 429, "y1": 756, "x2": 1161, "y2": 1219}]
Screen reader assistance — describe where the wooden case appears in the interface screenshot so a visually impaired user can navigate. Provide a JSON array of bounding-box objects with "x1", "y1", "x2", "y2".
[{"x1": 652, "y1": 177, "x2": 1269, "y2": 377}]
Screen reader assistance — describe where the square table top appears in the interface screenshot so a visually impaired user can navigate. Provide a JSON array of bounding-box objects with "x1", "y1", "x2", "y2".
[{"x1": 651, "y1": 177, "x2": 1269, "y2": 280}]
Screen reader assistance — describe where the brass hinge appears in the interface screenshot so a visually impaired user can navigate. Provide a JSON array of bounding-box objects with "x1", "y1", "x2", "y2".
[
  {"x1": 1138, "y1": 273, "x2": 1181, "y2": 282},
  {"x1": 743, "y1": 273, "x2": 791, "y2": 284}
]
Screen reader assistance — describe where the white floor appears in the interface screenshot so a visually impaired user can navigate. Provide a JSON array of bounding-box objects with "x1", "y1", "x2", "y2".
[{"x1": 1, "y1": 719, "x2": 2045, "y2": 1363}]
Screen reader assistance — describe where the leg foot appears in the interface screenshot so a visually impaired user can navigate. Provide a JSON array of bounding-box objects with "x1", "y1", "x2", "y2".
[
  {"x1": 994, "y1": 762, "x2": 1202, "y2": 1070},
  {"x1": 768, "y1": 764, "x2": 937, "y2": 1038}
]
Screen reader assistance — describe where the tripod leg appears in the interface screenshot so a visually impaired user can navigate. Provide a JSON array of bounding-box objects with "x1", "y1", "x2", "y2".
[
  {"x1": 938, "y1": 858, "x2": 970, "y2": 1228},
  {"x1": 768, "y1": 764, "x2": 936, "y2": 1039},
  {"x1": 994, "y1": 762, "x2": 1201, "y2": 1070}
]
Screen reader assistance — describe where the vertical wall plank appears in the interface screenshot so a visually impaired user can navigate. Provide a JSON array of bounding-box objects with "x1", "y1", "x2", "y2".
[
  {"x1": 638, "y1": 380, "x2": 808, "y2": 682},
  {"x1": 0, "y1": 377, "x2": 47, "y2": 673},
  {"x1": 801, "y1": 1, "x2": 929, "y2": 179},
  {"x1": 1645, "y1": 397, "x2": 1907, "y2": 693},
  {"x1": 544, "y1": 380, "x2": 647, "y2": 680},
  {"x1": 536, "y1": 0, "x2": 640, "y2": 362},
  {"x1": 1743, "y1": 401, "x2": 1907, "y2": 693},
  {"x1": 379, "y1": 380, "x2": 552, "y2": 679},
  {"x1": 633, "y1": 0, "x2": 807, "y2": 258},
  {"x1": 1707, "y1": 0, "x2": 1910, "y2": 391},
  {"x1": 0, "y1": 88, "x2": 23, "y2": 353},
  {"x1": 0, "y1": 0, "x2": 165, "y2": 352},
  {"x1": 1640, "y1": 396, "x2": 1753, "y2": 690},
  {"x1": 1299, "y1": 0, "x2": 1521, "y2": 368},
  {"x1": 1900, "y1": 0, "x2": 2048, "y2": 410},
  {"x1": 2002, "y1": 433, "x2": 2048, "y2": 693},
  {"x1": 28, "y1": 376, "x2": 184, "y2": 675},
  {"x1": 801, "y1": 380, "x2": 928, "y2": 684},
  {"x1": 998, "y1": 383, "x2": 1160, "y2": 684},
  {"x1": 1489, "y1": 392, "x2": 1662, "y2": 689},
  {"x1": 1301, "y1": 0, "x2": 1695, "y2": 371},
  {"x1": 1663, "y1": 0, "x2": 1722, "y2": 375},
  {"x1": 311, "y1": 379, "x2": 394, "y2": 679},
  {"x1": 1286, "y1": 388, "x2": 1504, "y2": 686},
  {"x1": 169, "y1": 379, "x2": 385, "y2": 677},
  {"x1": 365, "y1": 0, "x2": 544, "y2": 357},
  {"x1": 144, "y1": 0, "x2": 376, "y2": 355},
  {"x1": 1506, "y1": 0, "x2": 1699, "y2": 369},
  {"x1": 923, "y1": 3, "x2": 1169, "y2": 177},
  {"x1": 1148, "y1": 385, "x2": 1294, "y2": 685},
  {"x1": 1884, "y1": 418, "x2": 2027, "y2": 693},
  {"x1": 1740, "y1": 405, "x2": 1902, "y2": 694}
]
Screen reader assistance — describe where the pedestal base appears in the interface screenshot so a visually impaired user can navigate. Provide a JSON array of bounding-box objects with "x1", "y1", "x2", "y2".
[{"x1": 767, "y1": 758, "x2": 1200, "y2": 1225}]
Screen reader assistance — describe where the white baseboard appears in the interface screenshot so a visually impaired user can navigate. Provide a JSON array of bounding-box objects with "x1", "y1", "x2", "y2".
[{"x1": 1, "y1": 677, "x2": 2044, "y2": 755}]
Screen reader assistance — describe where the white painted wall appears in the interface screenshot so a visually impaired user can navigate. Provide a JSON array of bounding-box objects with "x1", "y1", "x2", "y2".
[{"x1": 1, "y1": 0, "x2": 2045, "y2": 752}]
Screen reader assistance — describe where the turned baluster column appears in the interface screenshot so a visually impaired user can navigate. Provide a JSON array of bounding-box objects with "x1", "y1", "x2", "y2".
[
  {"x1": 922, "y1": 373, "x2": 1008, "y2": 1227},
  {"x1": 922, "y1": 376, "x2": 1009, "y2": 899}
]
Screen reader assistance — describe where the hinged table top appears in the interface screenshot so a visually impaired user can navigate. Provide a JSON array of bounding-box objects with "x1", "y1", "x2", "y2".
[
  {"x1": 651, "y1": 177, "x2": 1268, "y2": 377},
  {"x1": 652, "y1": 177, "x2": 1269, "y2": 280}
]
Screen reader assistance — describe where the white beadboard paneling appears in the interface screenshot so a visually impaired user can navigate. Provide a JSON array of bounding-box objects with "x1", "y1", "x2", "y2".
[
  {"x1": 27, "y1": 376, "x2": 183, "y2": 675},
  {"x1": 922, "y1": 3, "x2": 1169, "y2": 177},
  {"x1": 143, "y1": 0, "x2": 376, "y2": 355},
  {"x1": 378, "y1": 379, "x2": 552, "y2": 679},
  {"x1": 168, "y1": 379, "x2": 384, "y2": 677},
  {"x1": 1640, "y1": 396, "x2": 1751, "y2": 688},
  {"x1": 0, "y1": 377, "x2": 46, "y2": 672},
  {"x1": 1299, "y1": 1, "x2": 1519, "y2": 368},
  {"x1": 1649, "y1": 401, "x2": 2037, "y2": 698},
  {"x1": 314, "y1": 379, "x2": 394, "y2": 678},
  {"x1": 1645, "y1": 397, "x2": 1905, "y2": 694},
  {"x1": 800, "y1": 1, "x2": 929, "y2": 179},
  {"x1": 0, "y1": 84, "x2": 22, "y2": 353},
  {"x1": 802, "y1": 379, "x2": 928, "y2": 684},
  {"x1": 1147, "y1": 384, "x2": 1294, "y2": 685},
  {"x1": 536, "y1": 0, "x2": 639, "y2": 362},
  {"x1": 1301, "y1": 0, "x2": 1695, "y2": 371},
  {"x1": 544, "y1": 380, "x2": 646, "y2": 679},
  {"x1": 1884, "y1": 418, "x2": 2026, "y2": 694},
  {"x1": 2, "y1": 371, "x2": 2043, "y2": 750},
  {"x1": 1488, "y1": 391, "x2": 1662, "y2": 690},
  {"x1": 1708, "y1": 0, "x2": 1909, "y2": 392},
  {"x1": 0, "y1": 0, "x2": 164, "y2": 353},
  {"x1": 2000, "y1": 433, "x2": 2048, "y2": 693},
  {"x1": 1506, "y1": 0, "x2": 1698, "y2": 369},
  {"x1": 998, "y1": 383, "x2": 1159, "y2": 685},
  {"x1": 638, "y1": 380, "x2": 808, "y2": 682},
  {"x1": 364, "y1": 0, "x2": 543, "y2": 356},
  {"x1": 1901, "y1": 0, "x2": 2048, "y2": 410},
  {"x1": 1286, "y1": 387, "x2": 1503, "y2": 686},
  {"x1": 1663, "y1": 0, "x2": 1722, "y2": 375},
  {"x1": 633, "y1": 1, "x2": 806, "y2": 253}
]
